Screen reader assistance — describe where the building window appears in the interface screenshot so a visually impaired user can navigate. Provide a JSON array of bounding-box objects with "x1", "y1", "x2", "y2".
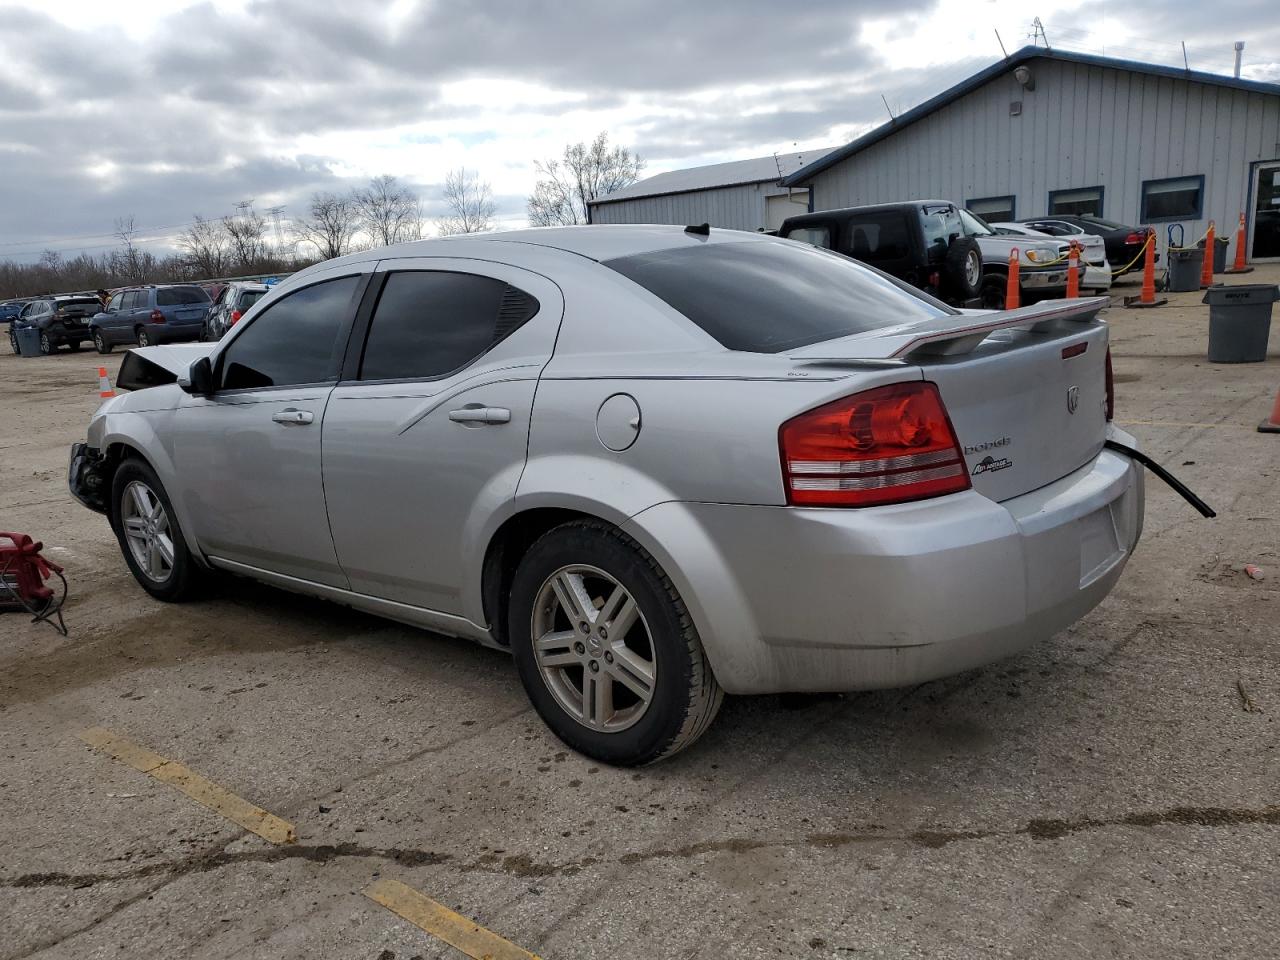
[
  {"x1": 967, "y1": 195, "x2": 1016, "y2": 223},
  {"x1": 1048, "y1": 186, "x2": 1104, "y2": 217},
  {"x1": 1140, "y1": 175, "x2": 1205, "y2": 222}
]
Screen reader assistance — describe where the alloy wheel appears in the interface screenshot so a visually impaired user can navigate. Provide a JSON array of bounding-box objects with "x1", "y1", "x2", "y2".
[
  {"x1": 120, "y1": 480, "x2": 175, "y2": 583},
  {"x1": 531, "y1": 564, "x2": 656, "y2": 732},
  {"x1": 137, "y1": 329, "x2": 150, "y2": 347},
  {"x1": 965, "y1": 251, "x2": 981, "y2": 288},
  {"x1": 39, "y1": 332, "x2": 52, "y2": 354}
]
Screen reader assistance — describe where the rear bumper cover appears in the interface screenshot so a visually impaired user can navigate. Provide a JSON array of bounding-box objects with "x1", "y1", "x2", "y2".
[{"x1": 624, "y1": 429, "x2": 1144, "y2": 694}]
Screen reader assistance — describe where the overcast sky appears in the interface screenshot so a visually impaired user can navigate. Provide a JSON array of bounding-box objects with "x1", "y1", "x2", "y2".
[{"x1": 1, "y1": 0, "x2": 1276, "y2": 262}]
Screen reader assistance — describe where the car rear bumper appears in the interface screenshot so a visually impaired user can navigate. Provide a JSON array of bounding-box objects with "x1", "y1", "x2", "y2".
[
  {"x1": 624, "y1": 427, "x2": 1144, "y2": 694},
  {"x1": 149, "y1": 320, "x2": 205, "y2": 343}
]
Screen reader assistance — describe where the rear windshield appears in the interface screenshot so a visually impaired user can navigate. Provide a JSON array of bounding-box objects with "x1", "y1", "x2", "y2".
[
  {"x1": 157, "y1": 287, "x2": 210, "y2": 306},
  {"x1": 57, "y1": 298, "x2": 100, "y2": 311},
  {"x1": 236, "y1": 289, "x2": 266, "y2": 311},
  {"x1": 604, "y1": 240, "x2": 955, "y2": 354}
]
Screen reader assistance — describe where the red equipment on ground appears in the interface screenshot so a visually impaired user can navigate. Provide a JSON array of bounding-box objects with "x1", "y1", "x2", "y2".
[{"x1": 0, "y1": 532, "x2": 68, "y2": 634}]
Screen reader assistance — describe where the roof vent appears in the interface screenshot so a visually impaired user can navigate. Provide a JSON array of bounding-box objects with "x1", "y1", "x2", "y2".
[{"x1": 684, "y1": 223, "x2": 710, "y2": 236}]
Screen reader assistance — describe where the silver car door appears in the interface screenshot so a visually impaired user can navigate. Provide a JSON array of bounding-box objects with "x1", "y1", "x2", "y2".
[
  {"x1": 322, "y1": 258, "x2": 563, "y2": 617},
  {"x1": 168, "y1": 270, "x2": 370, "y2": 587}
]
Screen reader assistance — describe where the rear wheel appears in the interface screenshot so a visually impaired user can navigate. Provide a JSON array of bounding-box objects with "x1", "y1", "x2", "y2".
[
  {"x1": 136, "y1": 327, "x2": 151, "y2": 347},
  {"x1": 509, "y1": 520, "x2": 722, "y2": 766},
  {"x1": 8, "y1": 328, "x2": 17, "y2": 354},
  {"x1": 110, "y1": 459, "x2": 201, "y2": 601},
  {"x1": 39, "y1": 331, "x2": 54, "y2": 355},
  {"x1": 94, "y1": 330, "x2": 112, "y2": 354}
]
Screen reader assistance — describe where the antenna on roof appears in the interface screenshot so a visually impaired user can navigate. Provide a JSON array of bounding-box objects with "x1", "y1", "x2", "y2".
[
  {"x1": 1182, "y1": 41, "x2": 1189, "y2": 71},
  {"x1": 684, "y1": 223, "x2": 710, "y2": 236},
  {"x1": 881, "y1": 94, "x2": 896, "y2": 121},
  {"x1": 1030, "y1": 17, "x2": 1050, "y2": 50},
  {"x1": 773, "y1": 152, "x2": 784, "y2": 178},
  {"x1": 995, "y1": 28, "x2": 1009, "y2": 59}
]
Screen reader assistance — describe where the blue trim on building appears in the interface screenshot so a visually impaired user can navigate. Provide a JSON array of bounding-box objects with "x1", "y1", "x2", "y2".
[{"x1": 782, "y1": 46, "x2": 1280, "y2": 187}]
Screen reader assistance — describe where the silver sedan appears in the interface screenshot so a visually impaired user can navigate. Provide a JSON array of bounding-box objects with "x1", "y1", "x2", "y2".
[{"x1": 69, "y1": 225, "x2": 1144, "y2": 765}]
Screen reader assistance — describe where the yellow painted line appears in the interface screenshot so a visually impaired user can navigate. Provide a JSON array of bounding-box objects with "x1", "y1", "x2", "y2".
[
  {"x1": 79, "y1": 727, "x2": 296, "y2": 845},
  {"x1": 1117, "y1": 419, "x2": 1254, "y2": 429},
  {"x1": 365, "y1": 878, "x2": 543, "y2": 960}
]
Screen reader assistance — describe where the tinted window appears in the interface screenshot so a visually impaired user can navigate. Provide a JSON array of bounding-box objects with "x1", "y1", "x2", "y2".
[
  {"x1": 220, "y1": 275, "x2": 360, "y2": 390},
  {"x1": 360, "y1": 271, "x2": 538, "y2": 381},
  {"x1": 839, "y1": 213, "x2": 909, "y2": 260},
  {"x1": 236, "y1": 289, "x2": 266, "y2": 312},
  {"x1": 157, "y1": 286, "x2": 210, "y2": 306},
  {"x1": 919, "y1": 205, "x2": 961, "y2": 252},
  {"x1": 604, "y1": 240, "x2": 954, "y2": 354}
]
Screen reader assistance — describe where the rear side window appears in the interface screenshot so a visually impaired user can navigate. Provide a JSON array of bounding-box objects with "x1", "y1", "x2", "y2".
[
  {"x1": 839, "y1": 213, "x2": 910, "y2": 260},
  {"x1": 784, "y1": 226, "x2": 831, "y2": 248},
  {"x1": 236, "y1": 290, "x2": 266, "y2": 312},
  {"x1": 157, "y1": 287, "x2": 210, "y2": 306},
  {"x1": 604, "y1": 240, "x2": 954, "y2": 354},
  {"x1": 358, "y1": 271, "x2": 539, "y2": 381},
  {"x1": 124, "y1": 291, "x2": 147, "y2": 310},
  {"x1": 220, "y1": 275, "x2": 361, "y2": 390}
]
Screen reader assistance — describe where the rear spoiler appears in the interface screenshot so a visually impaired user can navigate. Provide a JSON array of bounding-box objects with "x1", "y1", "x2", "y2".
[{"x1": 788, "y1": 297, "x2": 1108, "y2": 363}]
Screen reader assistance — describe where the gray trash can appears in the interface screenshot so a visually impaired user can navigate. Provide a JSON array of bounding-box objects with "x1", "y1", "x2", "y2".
[
  {"x1": 1166, "y1": 248, "x2": 1204, "y2": 292},
  {"x1": 1197, "y1": 236, "x2": 1230, "y2": 273},
  {"x1": 15, "y1": 326, "x2": 43, "y2": 357},
  {"x1": 1202, "y1": 283, "x2": 1279, "y2": 363}
]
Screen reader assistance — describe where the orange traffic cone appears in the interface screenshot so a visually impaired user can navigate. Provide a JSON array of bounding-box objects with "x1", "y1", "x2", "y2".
[
  {"x1": 1199, "y1": 220, "x2": 1216, "y2": 288},
  {"x1": 97, "y1": 366, "x2": 114, "y2": 398},
  {"x1": 1065, "y1": 241, "x2": 1080, "y2": 298},
  {"x1": 1005, "y1": 248, "x2": 1020, "y2": 310},
  {"x1": 1260, "y1": 386, "x2": 1280, "y2": 434},
  {"x1": 1125, "y1": 231, "x2": 1166, "y2": 309},
  {"x1": 1226, "y1": 211, "x2": 1254, "y2": 274}
]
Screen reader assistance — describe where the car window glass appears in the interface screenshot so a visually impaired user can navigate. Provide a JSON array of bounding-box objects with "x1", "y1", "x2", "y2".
[
  {"x1": 784, "y1": 226, "x2": 831, "y2": 248},
  {"x1": 124, "y1": 291, "x2": 145, "y2": 310},
  {"x1": 359, "y1": 271, "x2": 538, "y2": 381},
  {"x1": 236, "y1": 290, "x2": 266, "y2": 312},
  {"x1": 219, "y1": 275, "x2": 361, "y2": 390},
  {"x1": 107, "y1": 293, "x2": 123, "y2": 311},
  {"x1": 839, "y1": 213, "x2": 909, "y2": 259},
  {"x1": 605, "y1": 240, "x2": 955, "y2": 354},
  {"x1": 958, "y1": 208, "x2": 995, "y2": 236},
  {"x1": 919, "y1": 206, "x2": 960, "y2": 251},
  {"x1": 157, "y1": 287, "x2": 210, "y2": 306}
]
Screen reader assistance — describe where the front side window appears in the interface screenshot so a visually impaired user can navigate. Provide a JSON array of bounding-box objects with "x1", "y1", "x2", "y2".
[
  {"x1": 219, "y1": 275, "x2": 361, "y2": 390},
  {"x1": 1048, "y1": 186, "x2": 1104, "y2": 217},
  {"x1": 359, "y1": 271, "x2": 539, "y2": 381},
  {"x1": 107, "y1": 293, "x2": 123, "y2": 311},
  {"x1": 1141, "y1": 176, "x2": 1204, "y2": 222},
  {"x1": 604, "y1": 240, "x2": 955, "y2": 354}
]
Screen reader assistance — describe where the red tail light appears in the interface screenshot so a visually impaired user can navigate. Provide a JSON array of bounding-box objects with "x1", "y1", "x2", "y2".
[
  {"x1": 779, "y1": 382, "x2": 971, "y2": 507},
  {"x1": 149, "y1": 309, "x2": 164, "y2": 323},
  {"x1": 1104, "y1": 347, "x2": 1114, "y2": 421},
  {"x1": 230, "y1": 310, "x2": 242, "y2": 325},
  {"x1": 1123, "y1": 231, "x2": 1143, "y2": 245}
]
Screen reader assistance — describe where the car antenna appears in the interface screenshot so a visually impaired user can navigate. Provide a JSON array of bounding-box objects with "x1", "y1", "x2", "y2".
[{"x1": 684, "y1": 223, "x2": 710, "y2": 236}]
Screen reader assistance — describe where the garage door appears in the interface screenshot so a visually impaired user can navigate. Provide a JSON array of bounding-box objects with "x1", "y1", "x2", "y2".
[{"x1": 766, "y1": 191, "x2": 810, "y2": 230}]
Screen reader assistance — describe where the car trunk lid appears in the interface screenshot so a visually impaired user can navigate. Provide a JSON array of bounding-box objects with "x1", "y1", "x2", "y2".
[{"x1": 788, "y1": 298, "x2": 1110, "y2": 501}]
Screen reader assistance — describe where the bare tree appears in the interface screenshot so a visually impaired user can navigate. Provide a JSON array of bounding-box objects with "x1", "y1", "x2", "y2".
[
  {"x1": 527, "y1": 132, "x2": 644, "y2": 226},
  {"x1": 112, "y1": 215, "x2": 146, "y2": 282},
  {"x1": 353, "y1": 175, "x2": 422, "y2": 247},
  {"x1": 177, "y1": 214, "x2": 230, "y2": 277},
  {"x1": 436, "y1": 167, "x2": 496, "y2": 236},
  {"x1": 295, "y1": 192, "x2": 360, "y2": 261},
  {"x1": 223, "y1": 201, "x2": 268, "y2": 271}
]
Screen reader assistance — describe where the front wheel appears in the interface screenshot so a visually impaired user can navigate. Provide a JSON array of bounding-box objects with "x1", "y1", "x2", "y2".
[
  {"x1": 508, "y1": 520, "x2": 723, "y2": 766},
  {"x1": 110, "y1": 458, "x2": 202, "y2": 601},
  {"x1": 94, "y1": 331, "x2": 112, "y2": 354},
  {"x1": 39, "y1": 331, "x2": 54, "y2": 355}
]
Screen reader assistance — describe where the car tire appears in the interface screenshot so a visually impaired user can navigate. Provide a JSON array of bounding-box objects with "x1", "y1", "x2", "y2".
[
  {"x1": 980, "y1": 276, "x2": 1007, "y2": 310},
  {"x1": 508, "y1": 520, "x2": 723, "y2": 766},
  {"x1": 8, "y1": 329, "x2": 17, "y2": 354},
  {"x1": 39, "y1": 331, "x2": 54, "y2": 355},
  {"x1": 109, "y1": 458, "x2": 201, "y2": 602},
  {"x1": 943, "y1": 237, "x2": 983, "y2": 301},
  {"x1": 94, "y1": 331, "x2": 112, "y2": 354},
  {"x1": 136, "y1": 327, "x2": 151, "y2": 347}
]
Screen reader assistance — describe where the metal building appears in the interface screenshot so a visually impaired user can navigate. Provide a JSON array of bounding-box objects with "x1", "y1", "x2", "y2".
[
  {"x1": 783, "y1": 46, "x2": 1280, "y2": 263},
  {"x1": 589, "y1": 150, "x2": 830, "y2": 232}
]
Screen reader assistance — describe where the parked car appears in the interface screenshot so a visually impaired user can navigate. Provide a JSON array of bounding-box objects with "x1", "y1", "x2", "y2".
[
  {"x1": 8, "y1": 294, "x2": 102, "y2": 354},
  {"x1": 1, "y1": 300, "x2": 26, "y2": 323},
  {"x1": 991, "y1": 222, "x2": 1112, "y2": 293},
  {"x1": 204, "y1": 281, "x2": 268, "y2": 340},
  {"x1": 70, "y1": 225, "x2": 1147, "y2": 766},
  {"x1": 1019, "y1": 215, "x2": 1155, "y2": 276},
  {"x1": 89, "y1": 285, "x2": 211, "y2": 354},
  {"x1": 780, "y1": 201, "x2": 1068, "y2": 309}
]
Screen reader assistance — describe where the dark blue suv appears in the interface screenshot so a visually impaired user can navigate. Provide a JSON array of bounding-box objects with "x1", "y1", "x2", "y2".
[{"x1": 90, "y1": 285, "x2": 211, "y2": 353}]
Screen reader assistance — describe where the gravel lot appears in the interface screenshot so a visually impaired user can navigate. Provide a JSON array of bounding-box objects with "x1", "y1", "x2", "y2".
[{"x1": 2, "y1": 271, "x2": 1278, "y2": 960}]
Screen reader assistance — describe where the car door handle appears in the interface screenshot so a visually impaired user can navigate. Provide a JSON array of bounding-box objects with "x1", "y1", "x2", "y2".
[
  {"x1": 448, "y1": 406, "x2": 511, "y2": 425},
  {"x1": 271, "y1": 408, "x2": 314, "y2": 425}
]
